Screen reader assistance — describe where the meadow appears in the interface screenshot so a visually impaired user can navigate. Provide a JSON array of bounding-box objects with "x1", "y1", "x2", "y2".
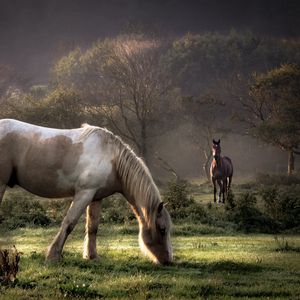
[{"x1": 0, "y1": 179, "x2": 300, "y2": 299}]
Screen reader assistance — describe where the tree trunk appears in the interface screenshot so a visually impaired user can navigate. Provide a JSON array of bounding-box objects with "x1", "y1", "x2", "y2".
[
  {"x1": 141, "y1": 121, "x2": 148, "y2": 163},
  {"x1": 288, "y1": 149, "x2": 295, "y2": 175},
  {"x1": 203, "y1": 150, "x2": 212, "y2": 182}
]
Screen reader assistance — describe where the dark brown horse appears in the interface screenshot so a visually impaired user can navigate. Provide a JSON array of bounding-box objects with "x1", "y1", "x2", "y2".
[{"x1": 210, "y1": 139, "x2": 233, "y2": 203}]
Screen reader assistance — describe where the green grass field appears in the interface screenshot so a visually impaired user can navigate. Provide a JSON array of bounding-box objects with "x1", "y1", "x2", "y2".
[{"x1": 1, "y1": 222, "x2": 300, "y2": 299}]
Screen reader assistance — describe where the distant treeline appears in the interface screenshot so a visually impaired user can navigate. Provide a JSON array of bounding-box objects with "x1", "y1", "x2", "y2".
[{"x1": 1, "y1": 31, "x2": 299, "y2": 175}]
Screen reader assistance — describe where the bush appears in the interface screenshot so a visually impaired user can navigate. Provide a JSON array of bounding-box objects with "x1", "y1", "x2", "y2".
[
  {"x1": 0, "y1": 194, "x2": 51, "y2": 229},
  {"x1": 163, "y1": 181, "x2": 207, "y2": 222},
  {"x1": 43, "y1": 198, "x2": 72, "y2": 224},
  {"x1": 260, "y1": 185, "x2": 300, "y2": 230},
  {"x1": 101, "y1": 194, "x2": 135, "y2": 224},
  {"x1": 0, "y1": 246, "x2": 20, "y2": 285},
  {"x1": 255, "y1": 173, "x2": 300, "y2": 186},
  {"x1": 227, "y1": 192, "x2": 275, "y2": 233}
]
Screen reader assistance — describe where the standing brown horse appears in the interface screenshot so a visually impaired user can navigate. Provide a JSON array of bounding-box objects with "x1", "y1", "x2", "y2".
[{"x1": 210, "y1": 139, "x2": 233, "y2": 203}]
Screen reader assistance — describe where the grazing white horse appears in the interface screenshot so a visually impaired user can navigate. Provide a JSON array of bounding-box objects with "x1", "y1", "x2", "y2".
[{"x1": 0, "y1": 119, "x2": 172, "y2": 265}]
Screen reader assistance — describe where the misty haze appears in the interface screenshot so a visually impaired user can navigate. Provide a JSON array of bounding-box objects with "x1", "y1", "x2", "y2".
[{"x1": 0, "y1": 1, "x2": 299, "y2": 299}]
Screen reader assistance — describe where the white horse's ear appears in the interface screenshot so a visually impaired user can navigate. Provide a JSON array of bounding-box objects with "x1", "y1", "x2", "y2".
[{"x1": 157, "y1": 202, "x2": 164, "y2": 214}]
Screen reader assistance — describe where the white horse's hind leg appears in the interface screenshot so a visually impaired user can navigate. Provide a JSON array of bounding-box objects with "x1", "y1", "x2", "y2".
[
  {"x1": 46, "y1": 189, "x2": 96, "y2": 261},
  {"x1": 83, "y1": 200, "x2": 101, "y2": 259}
]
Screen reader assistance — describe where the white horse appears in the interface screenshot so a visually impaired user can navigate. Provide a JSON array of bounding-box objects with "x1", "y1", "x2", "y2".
[{"x1": 0, "y1": 119, "x2": 172, "y2": 265}]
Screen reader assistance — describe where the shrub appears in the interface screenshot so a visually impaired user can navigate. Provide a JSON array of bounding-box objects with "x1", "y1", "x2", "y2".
[
  {"x1": 228, "y1": 192, "x2": 275, "y2": 233},
  {"x1": 101, "y1": 194, "x2": 135, "y2": 224},
  {"x1": 0, "y1": 246, "x2": 20, "y2": 285},
  {"x1": 225, "y1": 189, "x2": 236, "y2": 211},
  {"x1": 260, "y1": 185, "x2": 300, "y2": 230},
  {"x1": 163, "y1": 180, "x2": 207, "y2": 222},
  {"x1": 43, "y1": 198, "x2": 72, "y2": 224},
  {"x1": 0, "y1": 194, "x2": 51, "y2": 229},
  {"x1": 255, "y1": 173, "x2": 300, "y2": 186}
]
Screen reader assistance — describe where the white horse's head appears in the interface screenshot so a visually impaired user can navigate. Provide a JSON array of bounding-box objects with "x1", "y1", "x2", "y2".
[{"x1": 139, "y1": 202, "x2": 172, "y2": 265}]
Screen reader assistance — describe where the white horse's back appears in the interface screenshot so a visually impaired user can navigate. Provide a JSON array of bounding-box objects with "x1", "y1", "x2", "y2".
[{"x1": 0, "y1": 119, "x2": 115, "y2": 198}]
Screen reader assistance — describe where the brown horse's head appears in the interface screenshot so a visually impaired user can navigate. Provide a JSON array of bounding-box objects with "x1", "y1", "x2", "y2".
[
  {"x1": 212, "y1": 139, "x2": 221, "y2": 159},
  {"x1": 139, "y1": 202, "x2": 172, "y2": 265}
]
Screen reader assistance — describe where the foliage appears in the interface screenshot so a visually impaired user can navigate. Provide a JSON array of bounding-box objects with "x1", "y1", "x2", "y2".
[
  {"x1": 166, "y1": 31, "x2": 300, "y2": 96},
  {"x1": 43, "y1": 198, "x2": 72, "y2": 224},
  {"x1": 225, "y1": 192, "x2": 276, "y2": 233},
  {"x1": 255, "y1": 173, "x2": 300, "y2": 186},
  {"x1": 0, "y1": 246, "x2": 20, "y2": 285},
  {"x1": 51, "y1": 34, "x2": 175, "y2": 158},
  {"x1": 0, "y1": 194, "x2": 51, "y2": 229},
  {"x1": 0, "y1": 64, "x2": 29, "y2": 101},
  {"x1": 0, "y1": 87, "x2": 101, "y2": 129},
  {"x1": 100, "y1": 194, "x2": 135, "y2": 224},
  {"x1": 249, "y1": 64, "x2": 300, "y2": 150},
  {"x1": 163, "y1": 181, "x2": 207, "y2": 222},
  {"x1": 260, "y1": 185, "x2": 300, "y2": 230}
]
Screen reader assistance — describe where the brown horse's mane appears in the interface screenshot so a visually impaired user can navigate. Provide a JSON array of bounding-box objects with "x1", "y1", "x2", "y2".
[{"x1": 81, "y1": 124, "x2": 161, "y2": 229}]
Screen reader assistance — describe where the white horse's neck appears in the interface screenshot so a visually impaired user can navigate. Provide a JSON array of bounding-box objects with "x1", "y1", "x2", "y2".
[{"x1": 115, "y1": 144, "x2": 160, "y2": 228}]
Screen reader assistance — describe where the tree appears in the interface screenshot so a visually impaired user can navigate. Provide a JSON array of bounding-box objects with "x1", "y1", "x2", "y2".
[
  {"x1": 242, "y1": 64, "x2": 300, "y2": 174},
  {"x1": 181, "y1": 95, "x2": 227, "y2": 180},
  {"x1": 51, "y1": 35, "x2": 175, "y2": 161},
  {"x1": 0, "y1": 87, "x2": 98, "y2": 129},
  {"x1": 0, "y1": 64, "x2": 29, "y2": 102}
]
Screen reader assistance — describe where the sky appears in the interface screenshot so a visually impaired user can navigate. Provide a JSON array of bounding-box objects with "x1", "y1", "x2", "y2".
[{"x1": 0, "y1": 0, "x2": 299, "y2": 83}]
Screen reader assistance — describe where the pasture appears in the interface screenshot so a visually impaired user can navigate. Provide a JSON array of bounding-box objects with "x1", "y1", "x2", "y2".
[{"x1": 1, "y1": 194, "x2": 300, "y2": 299}]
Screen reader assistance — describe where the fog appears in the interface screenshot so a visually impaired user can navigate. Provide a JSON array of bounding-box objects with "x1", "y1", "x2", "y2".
[
  {"x1": 1, "y1": 0, "x2": 299, "y2": 81},
  {"x1": 151, "y1": 125, "x2": 288, "y2": 181},
  {"x1": 0, "y1": 0, "x2": 299, "y2": 179}
]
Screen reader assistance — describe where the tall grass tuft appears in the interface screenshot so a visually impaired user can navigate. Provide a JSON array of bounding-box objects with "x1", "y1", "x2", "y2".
[{"x1": 0, "y1": 246, "x2": 21, "y2": 285}]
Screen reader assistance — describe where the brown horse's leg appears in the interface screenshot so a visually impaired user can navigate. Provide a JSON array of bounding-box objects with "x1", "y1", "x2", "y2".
[
  {"x1": 83, "y1": 200, "x2": 102, "y2": 260},
  {"x1": 46, "y1": 189, "x2": 96, "y2": 261},
  {"x1": 0, "y1": 184, "x2": 6, "y2": 204},
  {"x1": 222, "y1": 179, "x2": 227, "y2": 203},
  {"x1": 212, "y1": 179, "x2": 217, "y2": 203},
  {"x1": 217, "y1": 179, "x2": 222, "y2": 203}
]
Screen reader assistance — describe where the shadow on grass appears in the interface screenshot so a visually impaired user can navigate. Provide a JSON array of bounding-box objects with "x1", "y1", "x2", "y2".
[
  {"x1": 27, "y1": 251, "x2": 263, "y2": 276},
  {"x1": 14, "y1": 252, "x2": 293, "y2": 299}
]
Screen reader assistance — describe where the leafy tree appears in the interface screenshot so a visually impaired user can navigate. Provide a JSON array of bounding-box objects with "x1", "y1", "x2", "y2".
[
  {"x1": 51, "y1": 35, "x2": 175, "y2": 161},
  {"x1": 0, "y1": 64, "x2": 29, "y2": 102},
  {"x1": 243, "y1": 64, "x2": 300, "y2": 174},
  {"x1": 0, "y1": 87, "x2": 98, "y2": 129}
]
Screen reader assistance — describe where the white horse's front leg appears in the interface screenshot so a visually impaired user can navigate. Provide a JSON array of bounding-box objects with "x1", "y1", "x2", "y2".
[
  {"x1": 46, "y1": 189, "x2": 96, "y2": 261},
  {"x1": 83, "y1": 200, "x2": 102, "y2": 259}
]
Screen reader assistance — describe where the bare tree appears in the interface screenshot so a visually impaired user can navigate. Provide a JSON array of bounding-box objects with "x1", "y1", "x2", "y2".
[
  {"x1": 95, "y1": 37, "x2": 173, "y2": 161},
  {"x1": 182, "y1": 95, "x2": 227, "y2": 181}
]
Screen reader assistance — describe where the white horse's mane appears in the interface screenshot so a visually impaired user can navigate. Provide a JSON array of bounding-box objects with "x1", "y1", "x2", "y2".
[{"x1": 81, "y1": 124, "x2": 161, "y2": 228}]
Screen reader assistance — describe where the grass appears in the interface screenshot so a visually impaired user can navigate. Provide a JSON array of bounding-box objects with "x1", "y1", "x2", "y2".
[{"x1": 1, "y1": 222, "x2": 300, "y2": 299}]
